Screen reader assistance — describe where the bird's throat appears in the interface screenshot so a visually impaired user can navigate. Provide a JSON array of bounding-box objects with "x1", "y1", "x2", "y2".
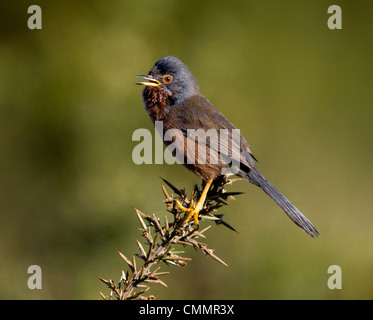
[{"x1": 142, "y1": 86, "x2": 172, "y2": 122}]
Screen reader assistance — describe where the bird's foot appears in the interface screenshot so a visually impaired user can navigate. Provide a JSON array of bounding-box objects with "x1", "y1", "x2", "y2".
[
  {"x1": 174, "y1": 178, "x2": 214, "y2": 226},
  {"x1": 175, "y1": 199, "x2": 201, "y2": 225}
]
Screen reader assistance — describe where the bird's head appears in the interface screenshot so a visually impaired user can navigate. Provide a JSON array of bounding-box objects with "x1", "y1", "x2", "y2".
[{"x1": 136, "y1": 56, "x2": 200, "y2": 112}]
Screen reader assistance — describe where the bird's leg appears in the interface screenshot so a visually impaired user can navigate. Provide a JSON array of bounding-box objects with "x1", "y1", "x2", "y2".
[{"x1": 175, "y1": 178, "x2": 213, "y2": 225}]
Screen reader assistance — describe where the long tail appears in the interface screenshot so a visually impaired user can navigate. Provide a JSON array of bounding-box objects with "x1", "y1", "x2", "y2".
[{"x1": 246, "y1": 169, "x2": 319, "y2": 238}]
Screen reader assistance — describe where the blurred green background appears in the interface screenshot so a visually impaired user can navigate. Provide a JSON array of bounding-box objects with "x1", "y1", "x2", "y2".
[{"x1": 1, "y1": 0, "x2": 372, "y2": 299}]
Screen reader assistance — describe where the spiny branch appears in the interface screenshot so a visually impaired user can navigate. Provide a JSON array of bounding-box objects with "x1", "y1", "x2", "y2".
[{"x1": 99, "y1": 176, "x2": 242, "y2": 300}]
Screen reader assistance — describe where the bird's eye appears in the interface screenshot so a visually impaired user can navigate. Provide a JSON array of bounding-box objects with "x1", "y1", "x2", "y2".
[{"x1": 162, "y1": 75, "x2": 173, "y2": 84}]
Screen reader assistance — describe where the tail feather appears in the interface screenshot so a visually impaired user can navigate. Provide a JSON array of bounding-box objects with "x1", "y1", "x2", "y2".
[{"x1": 246, "y1": 169, "x2": 319, "y2": 238}]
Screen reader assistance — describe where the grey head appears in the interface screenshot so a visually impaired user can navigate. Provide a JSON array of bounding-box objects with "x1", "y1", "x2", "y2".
[{"x1": 137, "y1": 56, "x2": 200, "y2": 105}]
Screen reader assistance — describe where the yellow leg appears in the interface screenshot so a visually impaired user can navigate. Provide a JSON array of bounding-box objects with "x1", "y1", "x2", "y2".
[{"x1": 175, "y1": 178, "x2": 213, "y2": 225}]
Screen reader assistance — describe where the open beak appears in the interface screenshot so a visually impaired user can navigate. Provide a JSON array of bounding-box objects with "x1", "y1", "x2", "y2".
[{"x1": 135, "y1": 75, "x2": 161, "y2": 87}]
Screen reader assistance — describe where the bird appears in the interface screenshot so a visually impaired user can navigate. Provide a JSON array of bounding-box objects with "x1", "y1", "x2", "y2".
[{"x1": 136, "y1": 56, "x2": 319, "y2": 238}]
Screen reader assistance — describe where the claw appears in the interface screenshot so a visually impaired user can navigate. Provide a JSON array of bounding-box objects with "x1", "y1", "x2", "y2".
[{"x1": 174, "y1": 178, "x2": 213, "y2": 226}]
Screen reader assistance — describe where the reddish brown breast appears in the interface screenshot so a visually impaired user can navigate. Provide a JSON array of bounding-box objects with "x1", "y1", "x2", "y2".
[{"x1": 142, "y1": 86, "x2": 172, "y2": 122}]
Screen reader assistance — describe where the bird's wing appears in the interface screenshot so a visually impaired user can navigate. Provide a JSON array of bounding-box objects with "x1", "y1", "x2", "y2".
[{"x1": 164, "y1": 95, "x2": 256, "y2": 173}]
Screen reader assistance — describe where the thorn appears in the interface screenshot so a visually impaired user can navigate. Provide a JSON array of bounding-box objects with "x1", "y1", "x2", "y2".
[
  {"x1": 161, "y1": 184, "x2": 172, "y2": 201},
  {"x1": 134, "y1": 208, "x2": 149, "y2": 232},
  {"x1": 117, "y1": 251, "x2": 134, "y2": 272},
  {"x1": 99, "y1": 292, "x2": 108, "y2": 300},
  {"x1": 160, "y1": 177, "x2": 183, "y2": 196},
  {"x1": 136, "y1": 240, "x2": 147, "y2": 258}
]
